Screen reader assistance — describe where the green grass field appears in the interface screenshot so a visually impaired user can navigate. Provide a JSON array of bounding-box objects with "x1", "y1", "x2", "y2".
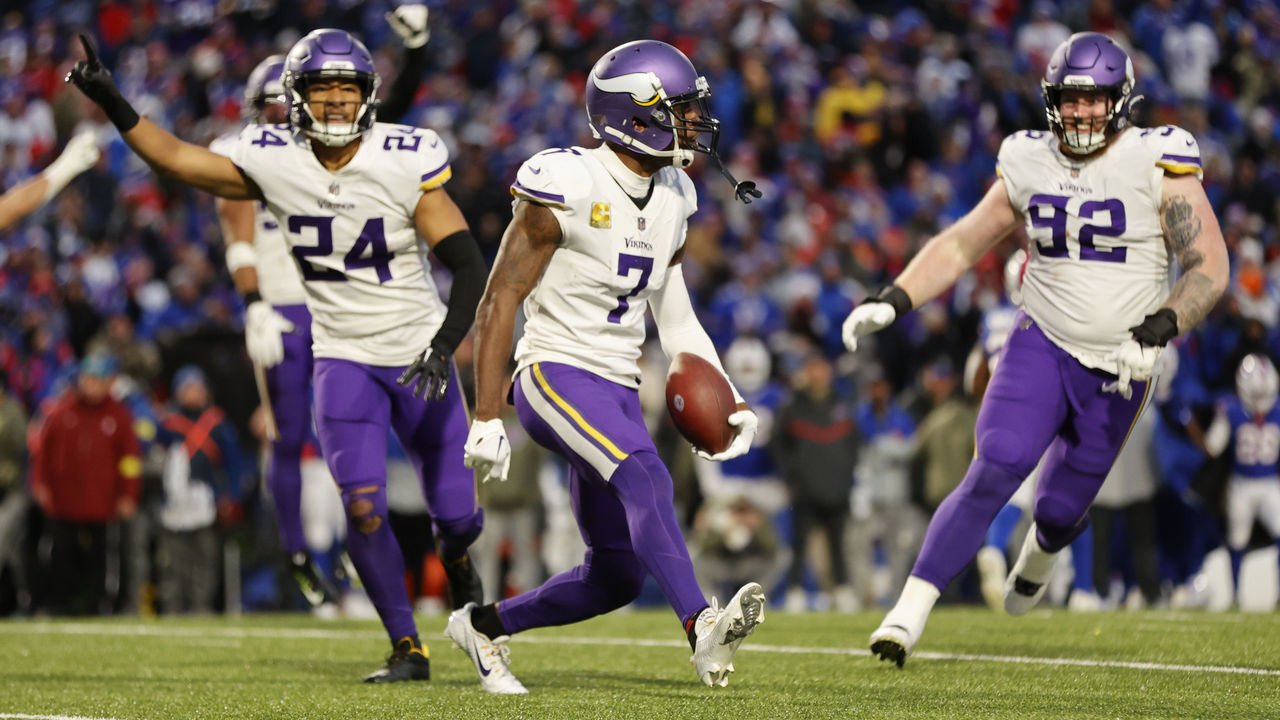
[{"x1": 1, "y1": 608, "x2": 1278, "y2": 720}]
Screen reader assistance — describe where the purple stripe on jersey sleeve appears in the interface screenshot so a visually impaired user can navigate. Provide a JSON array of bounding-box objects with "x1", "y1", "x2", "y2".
[
  {"x1": 1160, "y1": 153, "x2": 1202, "y2": 166},
  {"x1": 421, "y1": 163, "x2": 450, "y2": 183},
  {"x1": 511, "y1": 180, "x2": 566, "y2": 205}
]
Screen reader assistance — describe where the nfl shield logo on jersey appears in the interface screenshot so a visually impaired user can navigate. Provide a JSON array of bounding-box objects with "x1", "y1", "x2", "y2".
[
  {"x1": 590, "y1": 202, "x2": 611, "y2": 229},
  {"x1": 328, "y1": 182, "x2": 341, "y2": 199},
  {"x1": 637, "y1": 217, "x2": 646, "y2": 231}
]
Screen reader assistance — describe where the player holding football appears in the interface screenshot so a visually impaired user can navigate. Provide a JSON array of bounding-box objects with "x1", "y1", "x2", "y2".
[
  {"x1": 67, "y1": 28, "x2": 487, "y2": 682},
  {"x1": 450, "y1": 40, "x2": 765, "y2": 693},
  {"x1": 210, "y1": 6, "x2": 433, "y2": 613},
  {"x1": 843, "y1": 32, "x2": 1228, "y2": 666}
]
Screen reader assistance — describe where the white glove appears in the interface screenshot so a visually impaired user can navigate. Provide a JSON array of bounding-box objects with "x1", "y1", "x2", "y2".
[
  {"x1": 464, "y1": 418, "x2": 511, "y2": 483},
  {"x1": 386, "y1": 4, "x2": 430, "y2": 48},
  {"x1": 43, "y1": 131, "x2": 100, "y2": 201},
  {"x1": 244, "y1": 300, "x2": 295, "y2": 368},
  {"x1": 841, "y1": 301, "x2": 897, "y2": 352},
  {"x1": 1101, "y1": 339, "x2": 1161, "y2": 400},
  {"x1": 694, "y1": 409, "x2": 758, "y2": 462}
]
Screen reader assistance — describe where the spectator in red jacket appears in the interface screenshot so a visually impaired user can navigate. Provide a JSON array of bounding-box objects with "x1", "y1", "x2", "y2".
[{"x1": 30, "y1": 352, "x2": 140, "y2": 615}]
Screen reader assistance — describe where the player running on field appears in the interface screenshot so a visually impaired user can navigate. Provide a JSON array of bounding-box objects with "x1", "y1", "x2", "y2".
[
  {"x1": 448, "y1": 40, "x2": 766, "y2": 694},
  {"x1": 842, "y1": 32, "x2": 1228, "y2": 666},
  {"x1": 210, "y1": 5, "x2": 433, "y2": 614},
  {"x1": 68, "y1": 28, "x2": 488, "y2": 683}
]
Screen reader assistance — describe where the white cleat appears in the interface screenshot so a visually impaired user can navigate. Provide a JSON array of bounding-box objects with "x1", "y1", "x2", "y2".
[
  {"x1": 691, "y1": 582, "x2": 766, "y2": 687},
  {"x1": 444, "y1": 602, "x2": 528, "y2": 695},
  {"x1": 868, "y1": 622, "x2": 916, "y2": 668},
  {"x1": 1003, "y1": 524, "x2": 1058, "y2": 616}
]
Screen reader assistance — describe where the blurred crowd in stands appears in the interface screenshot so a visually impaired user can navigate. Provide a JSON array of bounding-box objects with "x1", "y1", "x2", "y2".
[{"x1": 2, "y1": 0, "x2": 1280, "y2": 617}]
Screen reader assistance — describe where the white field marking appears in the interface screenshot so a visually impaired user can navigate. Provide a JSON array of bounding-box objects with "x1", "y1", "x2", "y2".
[
  {"x1": 2, "y1": 623, "x2": 1278, "y2": 677},
  {"x1": 531, "y1": 635, "x2": 1280, "y2": 677},
  {"x1": 0, "y1": 714, "x2": 124, "y2": 720}
]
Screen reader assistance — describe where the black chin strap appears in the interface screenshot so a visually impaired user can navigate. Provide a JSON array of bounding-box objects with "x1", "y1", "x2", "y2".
[{"x1": 710, "y1": 153, "x2": 762, "y2": 204}]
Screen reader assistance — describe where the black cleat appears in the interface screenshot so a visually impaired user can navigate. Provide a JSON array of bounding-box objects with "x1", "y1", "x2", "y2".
[
  {"x1": 868, "y1": 623, "x2": 914, "y2": 669},
  {"x1": 364, "y1": 636, "x2": 431, "y2": 683},
  {"x1": 290, "y1": 552, "x2": 340, "y2": 609},
  {"x1": 440, "y1": 549, "x2": 484, "y2": 610},
  {"x1": 870, "y1": 638, "x2": 907, "y2": 668}
]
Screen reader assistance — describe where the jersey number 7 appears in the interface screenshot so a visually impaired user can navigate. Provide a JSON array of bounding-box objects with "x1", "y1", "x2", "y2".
[
  {"x1": 608, "y1": 253, "x2": 653, "y2": 323},
  {"x1": 288, "y1": 215, "x2": 394, "y2": 283}
]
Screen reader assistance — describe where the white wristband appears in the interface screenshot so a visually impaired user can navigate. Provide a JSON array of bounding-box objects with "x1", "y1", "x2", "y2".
[{"x1": 225, "y1": 242, "x2": 258, "y2": 273}]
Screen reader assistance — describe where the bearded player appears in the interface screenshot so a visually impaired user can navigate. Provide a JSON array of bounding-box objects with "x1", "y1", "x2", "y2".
[{"x1": 843, "y1": 32, "x2": 1228, "y2": 666}]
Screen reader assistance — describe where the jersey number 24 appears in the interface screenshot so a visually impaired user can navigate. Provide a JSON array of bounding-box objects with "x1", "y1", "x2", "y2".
[{"x1": 288, "y1": 215, "x2": 394, "y2": 283}]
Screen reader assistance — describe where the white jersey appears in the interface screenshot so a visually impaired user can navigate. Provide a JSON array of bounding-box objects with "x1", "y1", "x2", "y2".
[
  {"x1": 210, "y1": 132, "x2": 307, "y2": 306},
  {"x1": 997, "y1": 125, "x2": 1203, "y2": 373},
  {"x1": 227, "y1": 122, "x2": 453, "y2": 366},
  {"x1": 510, "y1": 145, "x2": 696, "y2": 387}
]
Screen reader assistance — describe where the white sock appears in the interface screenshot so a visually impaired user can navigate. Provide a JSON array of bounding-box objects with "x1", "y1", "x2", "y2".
[
  {"x1": 1017, "y1": 523, "x2": 1059, "y2": 582},
  {"x1": 882, "y1": 576, "x2": 941, "y2": 637}
]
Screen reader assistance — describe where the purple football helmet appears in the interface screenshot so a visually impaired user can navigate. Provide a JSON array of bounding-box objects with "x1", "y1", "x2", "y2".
[
  {"x1": 244, "y1": 54, "x2": 286, "y2": 123},
  {"x1": 283, "y1": 29, "x2": 380, "y2": 147},
  {"x1": 1041, "y1": 32, "x2": 1135, "y2": 154},
  {"x1": 586, "y1": 40, "x2": 720, "y2": 169}
]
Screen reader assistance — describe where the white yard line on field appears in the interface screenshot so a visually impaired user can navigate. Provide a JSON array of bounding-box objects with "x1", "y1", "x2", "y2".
[
  {"x1": 2, "y1": 622, "x2": 1278, "y2": 677},
  {"x1": 534, "y1": 635, "x2": 1280, "y2": 677},
  {"x1": 0, "y1": 714, "x2": 124, "y2": 720}
]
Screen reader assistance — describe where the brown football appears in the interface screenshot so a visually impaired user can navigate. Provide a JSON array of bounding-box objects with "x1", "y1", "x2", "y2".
[{"x1": 665, "y1": 352, "x2": 736, "y2": 455}]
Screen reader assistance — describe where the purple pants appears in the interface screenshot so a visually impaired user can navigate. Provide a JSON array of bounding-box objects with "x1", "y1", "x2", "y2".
[
  {"x1": 263, "y1": 304, "x2": 313, "y2": 556},
  {"x1": 498, "y1": 362, "x2": 707, "y2": 634},
  {"x1": 912, "y1": 312, "x2": 1151, "y2": 591},
  {"x1": 313, "y1": 356, "x2": 482, "y2": 641}
]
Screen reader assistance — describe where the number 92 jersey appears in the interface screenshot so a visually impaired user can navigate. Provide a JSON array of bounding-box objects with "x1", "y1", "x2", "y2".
[
  {"x1": 510, "y1": 146, "x2": 696, "y2": 388},
  {"x1": 997, "y1": 125, "x2": 1203, "y2": 374},
  {"x1": 227, "y1": 122, "x2": 452, "y2": 366}
]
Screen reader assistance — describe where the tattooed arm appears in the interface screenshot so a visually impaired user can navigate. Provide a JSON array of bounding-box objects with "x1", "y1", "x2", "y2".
[
  {"x1": 472, "y1": 200, "x2": 562, "y2": 421},
  {"x1": 1159, "y1": 172, "x2": 1228, "y2": 333}
]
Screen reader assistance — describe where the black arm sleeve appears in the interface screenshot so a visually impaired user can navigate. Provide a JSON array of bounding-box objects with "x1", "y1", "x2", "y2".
[
  {"x1": 428, "y1": 229, "x2": 487, "y2": 356},
  {"x1": 378, "y1": 45, "x2": 427, "y2": 124}
]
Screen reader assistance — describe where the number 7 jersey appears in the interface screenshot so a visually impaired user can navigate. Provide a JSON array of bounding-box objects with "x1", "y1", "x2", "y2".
[
  {"x1": 997, "y1": 125, "x2": 1203, "y2": 373},
  {"x1": 510, "y1": 145, "x2": 697, "y2": 388},
  {"x1": 227, "y1": 122, "x2": 452, "y2": 366}
]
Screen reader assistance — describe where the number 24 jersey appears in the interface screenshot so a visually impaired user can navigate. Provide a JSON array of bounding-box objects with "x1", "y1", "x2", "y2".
[
  {"x1": 997, "y1": 125, "x2": 1202, "y2": 374},
  {"x1": 227, "y1": 122, "x2": 452, "y2": 366}
]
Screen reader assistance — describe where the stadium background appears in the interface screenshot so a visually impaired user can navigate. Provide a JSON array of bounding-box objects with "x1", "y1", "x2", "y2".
[{"x1": 0, "y1": 0, "x2": 1278, "y2": 615}]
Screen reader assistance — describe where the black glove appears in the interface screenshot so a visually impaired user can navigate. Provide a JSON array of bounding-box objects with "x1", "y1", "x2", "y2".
[
  {"x1": 1129, "y1": 308, "x2": 1178, "y2": 347},
  {"x1": 397, "y1": 347, "x2": 451, "y2": 401},
  {"x1": 65, "y1": 33, "x2": 139, "y2": 131}
]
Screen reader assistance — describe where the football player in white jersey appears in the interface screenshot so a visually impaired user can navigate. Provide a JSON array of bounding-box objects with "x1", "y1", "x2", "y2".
[
  {"x1": 842, "y1": 32, "x2": 1228, "y2": 666},
  {"x1": 68, "y1": 28, "x2": 488, "y2": 683},
  {"x1": 209, "y1": 6, "x2": 431, "y2": 615},
  {"x1": 444, "y1": 40, "x2": 765, "y2": 694}
]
